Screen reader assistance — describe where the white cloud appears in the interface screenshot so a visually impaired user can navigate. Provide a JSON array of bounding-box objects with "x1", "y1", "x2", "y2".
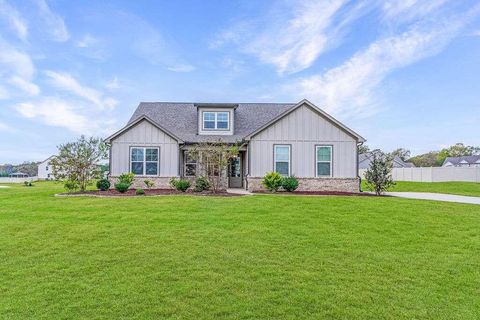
[
  {"x1": 75, "y1": 33, "x2": 98, "y2": 48},
  {"x1": 34, "y1": 0, "x2": 69, "y2": 42},
  {"x1": 0, "y1": 121, "x2": 10, "y2": 131},
  {"x1": 8, "y1": 76, "x2": 40, "y2": 95},
  {"x1": 0, "y1": 0, "x2": 28, "y2": 41},
  {"x1": 44, "y1": 71, "x2": 117, "y2": 110},
  {"x1": 105, "y1": 77, "x2": 121, "y2": 90},
  {"x1": 16, "y1": 98, "x2": 93, "y2": 134},
  {"x1": 0, "y1": 85, "x2": 9, "y2": 99},
  {"x1": 290, "y1": 11, "x2": 479, "y2": 118},
  {"x1": 382, "y1": 0, "x2": 448, "y2": 21},
  {"x1": 167, "y1": 64, "x2": 196, "y2": 72}
]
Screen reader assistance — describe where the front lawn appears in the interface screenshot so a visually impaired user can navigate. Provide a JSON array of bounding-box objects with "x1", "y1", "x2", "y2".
[
  {"x1": 362, "y1": 180, "x2": 480, "y2": 197},
  {"x1": 1, "y1": 182, "x2": 479, "y2": 319}
]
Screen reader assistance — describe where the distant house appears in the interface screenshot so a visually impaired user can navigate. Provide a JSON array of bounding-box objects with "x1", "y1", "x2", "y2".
[
  {"x1": 106, "y1": 99, "x2": 366, "y2": 192},
  {"x1": 38, "y1": 156, "x2": 56, "y2": 180},
  {"x1": 442, "y1": 155, "x2": 480, "y2": 167},
  {"x1": 359, "y1": 152, "x2": 415, "y2": 169}
]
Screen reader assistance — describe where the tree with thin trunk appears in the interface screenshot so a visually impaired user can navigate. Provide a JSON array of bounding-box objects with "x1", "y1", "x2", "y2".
[
  {"x1": 186, "y1": 140, "x2": 239, "y2": 192},
  {"x1": 50, "y1": 136, "x2": 109, "y2": 192},
  {"x1": 364, "y1": 151, "x2": 395, "y2": 196}
]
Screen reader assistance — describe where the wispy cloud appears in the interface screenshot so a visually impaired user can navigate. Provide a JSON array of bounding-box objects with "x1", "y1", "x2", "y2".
[
  {"x1": 105, "y1": 76, "x2": 121, "y2": 90},
  {"x1": 0, "y1": 0, "x2": 28, "y2": 41},
  {"x1": 16, "y1": 97, "x2": 93, "y2": 134},
  {"x1": 8, "y1": 76, "x2": 40, "y2": 95},
  {"x1": 289, "y1": 7, "x2": 480, "y2": 118},
  {"x1": 167, "y1": 64, "x2": 196, "y2": 72},
  {"x1": 34, "y1": 0, "x2": 69, "y2": 42},
  {"x1": 75, "y1": 33, "x2": 98, "y2": 48},
  {"x1": 0, "y1": 121, "x2": 11, "y2": 131},
  {"x1": 44, "y1": 71, "x2": 117, "y2": 109},
  {"x1": 382, "y1": 0, "x2": 448, "y2": 22}
]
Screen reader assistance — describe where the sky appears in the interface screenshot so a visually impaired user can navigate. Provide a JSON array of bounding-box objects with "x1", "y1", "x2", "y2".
[{"x1": 0, "y1": 0, "x2": 479, "y2": 164}]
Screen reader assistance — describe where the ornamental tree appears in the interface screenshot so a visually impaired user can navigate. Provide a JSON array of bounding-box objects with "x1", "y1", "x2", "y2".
[{"x1": 364, "y1": 151, "x2": 395, "y2": 196}]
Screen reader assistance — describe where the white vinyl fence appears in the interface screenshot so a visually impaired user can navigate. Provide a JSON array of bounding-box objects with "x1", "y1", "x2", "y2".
[
  {"x1": 0, "y1": 176, "x2": 37, "y2": 184},
  {"x1": 359, "y1": 167, "x2": 480, "y2": 183}
]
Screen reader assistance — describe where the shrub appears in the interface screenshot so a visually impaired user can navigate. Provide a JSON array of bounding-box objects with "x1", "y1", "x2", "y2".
[
  {"x1": 118, "y1": 172, "x2": 135, "y2": 186},
  {"x1": 364, "y1": 151, "x2": 395, "y2": 196},
  {"x1": 282, "y1": 176, "x2": 299, "y2": 192},
  {"x1": 64, "y1": 180, "x2": 79, "y2": 192},
  {"x1": 96, "y1": 179, "x2": 111, "y2": 191},
  {"x1": 262, "y1": 172, "x2": 283, "y2": 192},
  {"x1": 193, "y1": 176, "x2": 210, "y2": 192},
  {"x1": 174, "y1": 179, "x2": 191, "y2": 192},
  {"x1": 24, "y1": 181, "x2": 33, "y2": 187},
  {"x1": 115, "y1": 182, "x2": 130, "y2": 193},
  {"x1": 136, "y1": 188, "x2": 145, "y2": 195},
  {"x1": 144, "y1": 179, "x2": 155, "y2": 189}
]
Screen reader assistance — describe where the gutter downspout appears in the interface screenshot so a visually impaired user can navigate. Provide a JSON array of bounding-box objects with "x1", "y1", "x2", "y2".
[{"x1": 357, "y1": 141, "x2": 363, "y2": 192}]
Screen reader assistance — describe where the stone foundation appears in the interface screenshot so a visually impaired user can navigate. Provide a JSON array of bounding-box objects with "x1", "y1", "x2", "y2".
[
  {"x1": 109, "y1": 176, "x2": 176, "y2": 189},
  {"x1": 246, "y1": 177, "x2": 360, "y2": 193}
]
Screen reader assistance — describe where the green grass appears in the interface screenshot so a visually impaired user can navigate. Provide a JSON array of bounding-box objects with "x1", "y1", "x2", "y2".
[
  {"x1": 362, "y1": 180, "x2": 480, "y2": 197},
  {"x1": 1, "y1": 182, "x2": 480, "y2": 319}
]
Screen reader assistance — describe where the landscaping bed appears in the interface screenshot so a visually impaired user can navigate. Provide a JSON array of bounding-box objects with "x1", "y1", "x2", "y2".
[
  {"x1": 253, "y1": 190, "x2": 376, "y2": 196},
  {"x1": 58, "y1": 188, "x2": 241, "y2": 197}
]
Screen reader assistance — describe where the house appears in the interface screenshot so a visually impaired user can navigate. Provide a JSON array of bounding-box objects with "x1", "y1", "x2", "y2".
[
  {"x1": 106, "y1": 99, "x2": 365, "y2": 192},
  {"x1": 442, "y1": 155, "x2": 480, "y2": 167},
  {"x1": 37, "y1": 156, "x2": 56, "y2": 180},
  {"x1": 358, "y1": 152, "x2": 415, "y2": 169}
]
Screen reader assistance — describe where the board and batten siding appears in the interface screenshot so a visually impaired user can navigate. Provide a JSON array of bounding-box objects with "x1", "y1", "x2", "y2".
[
  {"x1": 249, "y1": 105, "x2": 357, "y2": 178},
  {"x1": 110, "y1": 120, "x2": 179, "y2": 176}
]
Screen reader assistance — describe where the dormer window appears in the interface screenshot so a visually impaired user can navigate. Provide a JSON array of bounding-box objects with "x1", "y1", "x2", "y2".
[{"x1": 202, "y1": 111, "x2": 230, "y2": 130}]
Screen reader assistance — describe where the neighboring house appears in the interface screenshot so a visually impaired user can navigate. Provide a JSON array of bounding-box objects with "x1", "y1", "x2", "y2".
[
  {"x1": 106, "y1": 99, "x2": 365, "y2": 192},
  {"x1": 358, "y1": 152, "x2": 415, "y2": 169},
  {"x1": 442, "y1": 155, "x2": 480, "y2": 167},
  {"x1": 38, "y1": 156, "x2": 56, "y2": 180}
]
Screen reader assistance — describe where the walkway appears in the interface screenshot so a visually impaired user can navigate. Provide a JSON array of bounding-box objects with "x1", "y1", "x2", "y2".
[
  {"x1": 386, "y1": 192, "x2": 480, "y2": 205},
  {"x1": 226, "y1": 188, "x2": 253, "y2": 195}
]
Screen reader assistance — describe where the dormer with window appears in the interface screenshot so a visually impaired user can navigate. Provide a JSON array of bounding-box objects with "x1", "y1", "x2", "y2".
[{"x1": 196, "y1": 103, "x2": 236, "y2": 135}]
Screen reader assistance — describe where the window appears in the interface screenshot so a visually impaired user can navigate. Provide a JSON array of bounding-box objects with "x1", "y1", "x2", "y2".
[
  {"x1": 316, "y1": 146, "x2": 332, "y2": 177},
  {"x1": 184, "y1": 152, "x2": 196, "y2": 176},
  {"x1": 130, "y1": 147, "x2": 159, "y2": 175},
  {"x1": 202, "y1": 111, "x2": 230, "y2": 130},
  {"x1": 274, "y1": 145, "x2": 290, "y2": 176}
]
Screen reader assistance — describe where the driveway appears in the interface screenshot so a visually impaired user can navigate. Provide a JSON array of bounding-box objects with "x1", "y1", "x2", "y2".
[{"x1": 386, "y1": 192, "x2": 480, "y2": 205}]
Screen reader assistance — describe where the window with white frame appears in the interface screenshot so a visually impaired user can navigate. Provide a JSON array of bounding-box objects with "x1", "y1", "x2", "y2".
[
  {"x1": 184, "y1": 152, "x2": 196, "y2": 176},
  {"x1": 202, "y1": 111, "x2": 229, "y2": 130},
  {"x1": 274, "y1": 145, "x2": 290, "y2": 176},
  {"x1": 316, "y1": 146, "x2": 332, "y2": 177},
  {"x1": 130, "y1": 147, "x2": 159, "y2": 175}
]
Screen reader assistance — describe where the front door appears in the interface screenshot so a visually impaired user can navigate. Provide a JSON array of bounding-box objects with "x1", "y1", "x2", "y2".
[{"x1": 228, "y1": 156, "x2": 242, "y2": 188}]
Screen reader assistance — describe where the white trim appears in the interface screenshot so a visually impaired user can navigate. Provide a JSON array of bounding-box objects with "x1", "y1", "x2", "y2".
[
  {"x1": 129, "y1": 146, "x2": 160, "y2": 176},
  {"x1": 202, "y1": 111, "x2": 230, "y2": 131},
  {"x1": 184, "y1": 151, "x2": 197, "y2": 177},
  {"x1": 274, "y1": 144, "x2": 291, "y2": 177},
  {"x1": 316, "y1": 145, "x2": 333, "y2": 177}
]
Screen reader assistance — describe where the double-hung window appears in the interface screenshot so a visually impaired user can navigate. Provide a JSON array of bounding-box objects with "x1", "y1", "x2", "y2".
[
  {"x1": 274, "y1": 145, "x2": 291, "y2": 176},
  {"x1": 184, "y1": 152, "x2": 196, "y2": 176},
  {"x1": 203, "y1": 111, "x2": 229, "y2": 130},
  {"x1": 131, "y1": 147, "x2": 159, "y2": 175},
  {"x1": 316, "y1": 146, "x2": 332, "y2": 177}
]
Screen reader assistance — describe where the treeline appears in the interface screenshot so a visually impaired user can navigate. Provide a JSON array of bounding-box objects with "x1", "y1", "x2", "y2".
[
  {"x1": 359, "y1": 143, "x2": 480, "y2": 167},
  {"x1": 0, "y1": 162, "x2": 39, "y2": 177}
]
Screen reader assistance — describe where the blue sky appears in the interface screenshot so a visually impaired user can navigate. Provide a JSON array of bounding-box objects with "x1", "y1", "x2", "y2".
[{"x1": 0, "y1": 0, "x2": 479, "y2": 164}]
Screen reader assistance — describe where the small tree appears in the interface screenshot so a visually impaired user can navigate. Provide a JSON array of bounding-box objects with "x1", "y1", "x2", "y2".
[
  {"x1": 187, "y1": 140, "x2": 239, "y2": 192},
  {"x1": 50, "y1": 136, "x2": 109, "y2": 192},
  {"x1": 364, "y1": 151, "x2": 395, "y2": 196}
]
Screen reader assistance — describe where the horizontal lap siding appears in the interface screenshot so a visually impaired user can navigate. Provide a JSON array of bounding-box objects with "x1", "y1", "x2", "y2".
[
  {"x1": 111, "y1": 120, "x2": 179, "y2": 176},
  {"x1": 249, "y1": 105, "x2": 357, "y2": 178}
]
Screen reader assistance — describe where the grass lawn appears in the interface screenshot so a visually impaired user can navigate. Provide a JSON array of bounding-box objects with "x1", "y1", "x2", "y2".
[
  {"x1": 1, "y1": 182, "x2": 479, "y2": 319},
  {"x1": 362, "y1": 180, "x2": 480, "y2": 197}
]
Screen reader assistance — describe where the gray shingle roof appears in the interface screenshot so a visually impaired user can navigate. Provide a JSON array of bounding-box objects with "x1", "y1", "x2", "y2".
[
  {"x1": 358, "y1": 152, "x2": 415, "y2": 169},
  {"x1": 127, "y1": 102, "x2": 296, "y2": 143},
  {"x1": 443, "y1": 155, "x2": 480, "y2": 166}
]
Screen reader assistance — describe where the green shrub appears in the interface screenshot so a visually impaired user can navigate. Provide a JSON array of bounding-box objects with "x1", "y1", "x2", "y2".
[
  {"x1": 262, "y1": 172, "x2": 283, "y2": 192},
  {"x1": 115, "y1": 182, "x2": 130, "y2": 193},
  {"x1": 64, "y1": 180, "x2": 79, "y2": 192},
  {"x1": 193, "y1": 176, "x2": 210, "y2": 192},
  {"x1": 174, "y1": 179, "x2": 191, "y2": 192},
  {"x1": 281, "y1": 176, "x2": 299, "y2": 192},
  {"x1": 136, "y1": 188, "x2": 145, "y2": 195},
  {"x1": 24, "y1": 181, "x2": 33, "y2": 187},
  {"x1": 118, "y1": 172, "x2": 135, "y2": 186},
  {"x1": 96, "y1": 179, "x2": 111, "y2": 191},
  {"x1": 144, "y1": 179, "x2": 155, "y2": 189}
]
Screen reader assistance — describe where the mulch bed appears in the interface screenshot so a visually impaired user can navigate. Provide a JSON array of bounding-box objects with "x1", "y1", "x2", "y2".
[
  {"x1": 253, "y1": 190, "x2": 377, "y2": 196},
  {"x1": 57, "y1": 189, "x2": 242, "y2": 197}
]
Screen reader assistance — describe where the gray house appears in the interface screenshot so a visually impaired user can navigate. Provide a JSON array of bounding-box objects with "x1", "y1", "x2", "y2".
[
  {"x1": 106, "y1": 99, "x2": 365, "y2": 192},
  {"x1": 442, "y1": 155, "x2": 480, "y2": 167}
]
